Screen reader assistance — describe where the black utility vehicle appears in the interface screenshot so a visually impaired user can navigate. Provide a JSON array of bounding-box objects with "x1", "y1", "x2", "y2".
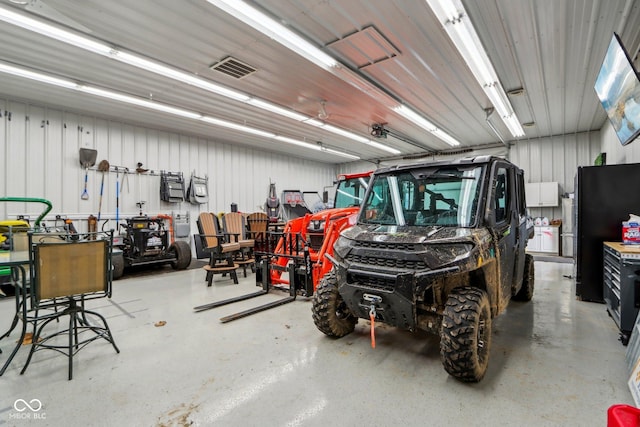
[
  {"x1": 111, "y1": 216, "x2": 191, "y2": 279},
  {"x1": 312, "y1": 156, "x2": 534, "y2": 382}
]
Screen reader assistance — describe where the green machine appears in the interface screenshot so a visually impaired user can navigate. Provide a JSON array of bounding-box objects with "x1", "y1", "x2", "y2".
[{"x1": 0, "y1": 197, "x2": 52, "y2": 293}]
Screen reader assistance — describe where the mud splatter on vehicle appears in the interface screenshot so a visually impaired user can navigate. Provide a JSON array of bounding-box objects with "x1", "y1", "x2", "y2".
[{"x1": 312, "y1": 156, "x2": 534, "y2": 382}]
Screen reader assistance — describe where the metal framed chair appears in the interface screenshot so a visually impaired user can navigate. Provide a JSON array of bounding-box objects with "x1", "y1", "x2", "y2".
[
  {"x1": 0, "y1": 197, "x2": 51, "y2": 375},
  {"x1": 20, "y1": 231, "x2": 120, "y2": 380}
]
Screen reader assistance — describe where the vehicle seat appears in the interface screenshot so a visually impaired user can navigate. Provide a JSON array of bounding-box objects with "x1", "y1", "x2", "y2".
[
  {"x1": 404, "y1": 211, "x2": 418, "y2": 225},
  {"x1": 415, "y1": 211, "x2": 437, "y2": 226},
  {"x1": 436, "y1": 211, "x2": 458, "y2": 225}
]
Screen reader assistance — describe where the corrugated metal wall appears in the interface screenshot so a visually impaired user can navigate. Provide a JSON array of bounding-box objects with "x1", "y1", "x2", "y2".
[
  {"x1": 509, "y1": 131, "x2": 601, "y2": 220},
  {"x1": 0, "y1": 95, "x2": 607, "y2": 237},
  {"x1": 600, "y1": 121, "x2": 640, "y2": 165},
  {"x1": 0, "y1": 98, "x2": 337, "y2": 236},
  {"x1": 337, "y1": 144, "x2": 510, "y2": 176}
]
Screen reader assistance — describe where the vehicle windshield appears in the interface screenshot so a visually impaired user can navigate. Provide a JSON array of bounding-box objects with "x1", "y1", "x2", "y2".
[
  {"x1": 334, "y1": 176, "x2": 369, "y2": 209},
  {"x1": 303, "y1": 191, "x2": 324, "y2": 213},
  {"x1": 359, "y1": 165, "x2": 484, "y2": 227}
]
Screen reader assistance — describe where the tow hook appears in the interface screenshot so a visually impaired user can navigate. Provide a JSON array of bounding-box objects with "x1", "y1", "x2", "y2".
[
  {"x1": 363, "y1": 294, "x2": 382, "y2": 349},
  {"x1": 363, "y1": 293, "x2": 382, "y2": 316}
]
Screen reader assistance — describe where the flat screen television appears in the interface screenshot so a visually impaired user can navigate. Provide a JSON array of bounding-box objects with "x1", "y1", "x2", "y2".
[{"x1": 594, "y1": 33, "x2": 640, "y2": 146}]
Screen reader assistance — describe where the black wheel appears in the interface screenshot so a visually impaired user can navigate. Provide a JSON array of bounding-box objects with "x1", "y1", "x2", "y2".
[
  {"x1": 513, "y1": 254, "x2": 534, "y2": 301},
  {"x1": 312, "y1": 270, "x2": 357, "y2": 337},
  {"x1": 111, "y1": 252, "x2": 125, "y2": 280},
  {"x1": 170, "y1": 240, "x2": 192, "y2": 270},
  {"x1": 440, "y1": 287, "x2": 492, "y2": 382}
]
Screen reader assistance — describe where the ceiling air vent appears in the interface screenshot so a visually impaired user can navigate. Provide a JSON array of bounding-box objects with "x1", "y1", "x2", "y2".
[{"x1": 210, "y1": 57, "x2": 257, "y2": 79}]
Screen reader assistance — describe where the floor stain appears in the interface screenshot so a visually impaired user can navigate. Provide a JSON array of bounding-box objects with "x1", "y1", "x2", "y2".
[{"x1": 157, "y1": 402, "x2": 200, "y2": 427}]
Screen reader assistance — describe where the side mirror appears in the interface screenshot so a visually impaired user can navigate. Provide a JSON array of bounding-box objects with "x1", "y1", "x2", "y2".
[{"x1": 322, "y1": 191, "x2": 329, "y2": 204}]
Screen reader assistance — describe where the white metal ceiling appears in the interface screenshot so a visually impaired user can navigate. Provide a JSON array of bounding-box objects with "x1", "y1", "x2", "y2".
[{"x1": 0, "y1": 0, "x2": 638, "y2": 164}]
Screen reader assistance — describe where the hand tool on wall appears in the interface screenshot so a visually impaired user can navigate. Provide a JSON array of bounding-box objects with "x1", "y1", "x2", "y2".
[
  {"x1": 79, "y1": 148, "x2": 97, "y2": 200},
  {"x1": 136, "y1": 162, "x2": 147, "y2": 215},
  {"x1": 81, "y1": 169, "x2": 90, "y2": 200},
  {"x1": 97, "y1": 159, "x2": 110, "y2": 221},
  {"x1": 115, "y1": 167, "x2": 120, "y2": 224},
  {"x1": 123, "y1": 167, "x2": 130, "y2": 193},
  {"x1": 88, "y1": 214, "x2": 97, "y2": 239}
]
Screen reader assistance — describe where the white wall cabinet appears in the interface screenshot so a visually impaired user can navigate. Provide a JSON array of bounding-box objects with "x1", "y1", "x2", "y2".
[
  {"x1": 528, "y1": 225, "x2": 560, "y2": 254},
  {"x1": 525, "y1": 182, "x2": 559, "y2": 207}
]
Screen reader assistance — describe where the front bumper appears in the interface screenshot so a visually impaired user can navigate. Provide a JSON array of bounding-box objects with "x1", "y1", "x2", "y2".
[{"x1": 329, "y1": 254, "x2": 459, "y2": 331}]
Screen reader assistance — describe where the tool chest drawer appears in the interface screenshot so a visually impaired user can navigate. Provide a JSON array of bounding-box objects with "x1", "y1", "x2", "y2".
[{"x1": 603, "y1": 242, "x2": 640, "y2": 345}]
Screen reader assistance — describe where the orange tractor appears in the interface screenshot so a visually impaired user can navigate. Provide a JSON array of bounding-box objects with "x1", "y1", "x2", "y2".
[{"x1": 194, "y1": 171, "x2": 372, "y2": 321}]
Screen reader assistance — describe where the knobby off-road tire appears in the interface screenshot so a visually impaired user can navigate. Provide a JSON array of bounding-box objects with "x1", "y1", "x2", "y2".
[
  {"x1": 170, "y1": 240, "x2": 192, "y2": 270},
  {"x1": 440, "y1": 287, "x2": 492, "y2": 382},
  {"x1": 312, "y1": 270, "x2": 357, "y2": 337},
  {"x1": 513, "y1": 253, "x2": 534, "y2": 301}
]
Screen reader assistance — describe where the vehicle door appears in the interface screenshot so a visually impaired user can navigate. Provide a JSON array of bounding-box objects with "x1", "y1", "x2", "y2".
[
  {"x1": 511, "y1": 169, "x2": 528, "y2": 292},
  {"x1": 488, "y1": 162, "x2": 518, "y2": 310}
]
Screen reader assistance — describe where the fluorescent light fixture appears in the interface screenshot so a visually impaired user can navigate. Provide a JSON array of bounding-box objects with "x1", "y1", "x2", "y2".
[
  {"x1": 209, "y1": 0, "x2": 461, "y2": 149},
  {"x1": 321, "y1": 147, "x2": 360, "y2": 160},
  {"x1": 111, "y1": 51, "x2": 251, "y2": 102},
  {"x1": 302, "y1": 118, "x2": 326, "y2": 127},
  {"x1": 274, "y1": 135, "x2": 319, "y2": 149},
  {"x1": 0, "y1": 61, "x2": 360, "y2": 160},
  {"x1": 322, "y1": 124, "x2": 405, "y2": 154},
  {"x1": 483, "y1": 84, "x2": 524, "y2": 138},
  {"x1": 274, "y1": 136, "x2": 360, "y2": 160},
  {"x1": 503, "y1": 115, "x2": 525, "y2": 138},
  {"x1": 321, "y1": 124, "x2": 370, "y2": 144},
  {"x1": 394, "y1": 105, "x2": 460, "y2": 147},
  {"x1": 394, "y1": 105, "x2": 437, "y2": 132},
  {"x1": 0, "y1": 4, "x2": 389, "y2": 154},
  {"x1": 0, "y1": 5, "x2": 113, "y2": 55},
  {"x1": 368, "y1": 140, "x2": 402, "y2": 155},
  {"x1": 484, "y1": 107, "x2": 509, "y2": 148},
  {"x1": 484, "y1": 83, "x2": 513, "y2": 118},
  {"x1": 0, "y1": 62, "x2": 77, "y2": 89},
  {"x1": 303, "y1": 118, "x2": 399, "y2": 154},
  {"x1": 426, "y1": 0, "x2": 525, "y2": 138},
  {"x1": 78, "y1": 86, "x2": 202, "y2": 119},
  {"x1": 432, "y1": 129, "x2": 462, "y2": 147},
  {"x1": 199, "y1": 116, "x2": 276, "y2": 138},
  {"x1": 207, "y1": 0, "x2": 337, "y2": 71},
  {"x1": 246, "y1": 99, "x2": 309, "y2": 121},
  {"x1": 0, "y1": 5, "x2": 252, "y2": 102}
]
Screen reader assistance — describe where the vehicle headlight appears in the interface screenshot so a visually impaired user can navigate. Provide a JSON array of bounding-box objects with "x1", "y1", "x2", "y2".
[
  {"x1": 332, "y1": 235, "x2": 353, "y2": 262},
  {"x1": 425, "y1": 243, "x2": 475, "y2": 265}
]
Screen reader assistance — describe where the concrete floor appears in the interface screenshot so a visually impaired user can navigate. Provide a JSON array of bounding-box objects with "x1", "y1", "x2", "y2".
[{"x1": 0, "y1": 260, "x2": 635, "y2": 426}]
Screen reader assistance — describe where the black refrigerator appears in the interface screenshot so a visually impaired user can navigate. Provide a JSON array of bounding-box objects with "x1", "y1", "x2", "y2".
[{"x1": 575, "y1": 163, "x2": 640, "y2": 302}]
